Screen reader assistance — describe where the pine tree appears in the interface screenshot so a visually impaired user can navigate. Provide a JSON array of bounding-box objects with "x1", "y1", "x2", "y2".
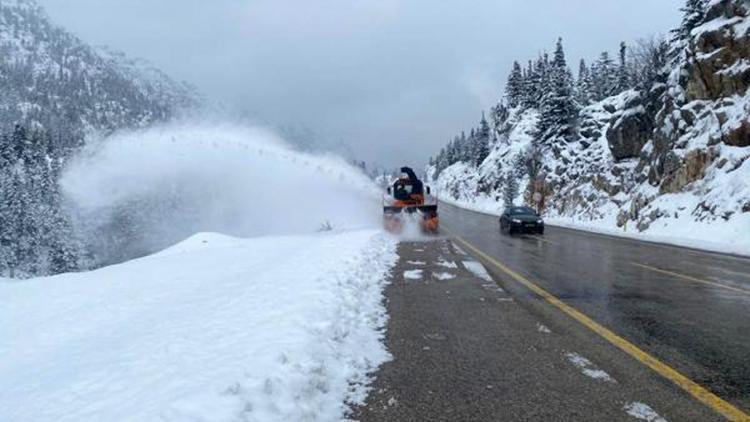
[
  {"x1": 591, "y1": 51, "x2": 617, "y2": 101},
  {"x1": 462, "y1": 129, "x2": 475, "y2": 163},
  {"x1": 445, "y1": 138, "x2": 457, "y2": 165},
  {"x1": 617, "y1": 42, "x2": 631, "y2": 92},
  {"x1": 505, "y1": 61, "x2": 524, "y2": 108},
  {"x1": 435, "y1": 148, "x2": 448, "y2": 176},
  {"x1": 521, "y1": 60, "x2": 538, "y2": 108},
  {"x1": 0, "y1": 132, "x2": 17, "y2": 276},
  {"x1": 673, "y1": 0, "x2": 707, "y2": 42},
  {"x1": 538, "y1": 38, "x2": 578, "y2": 144},
  {"x1": 576, "y1": 59, "x2": 593, "y2": 105},
  {"x1": 535, "y1": 54, "x2": 551, "y2": 106},
  {"x1": 503, "y1": 171, "x2": 519, "y2": 207},
  {"x1": 474, "y1": 113, "x2": 491, "y2": 166},
  {"x1": 0, "y1": 125, "x2": 84, "y2": 277}
]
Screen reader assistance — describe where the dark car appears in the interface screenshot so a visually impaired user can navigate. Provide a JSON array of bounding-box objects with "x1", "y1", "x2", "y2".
[{"x1": 499, "y1": 206, "x2": 544, "y2": 235}]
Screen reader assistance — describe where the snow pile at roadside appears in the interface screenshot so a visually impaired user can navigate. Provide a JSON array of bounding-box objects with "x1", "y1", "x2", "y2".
[
  {"x1": 0, "y1": 230, "x2": 398, "y2": 422},
  {"x1": 61, "y1": 124, "x2": 381, "y2": 265}
]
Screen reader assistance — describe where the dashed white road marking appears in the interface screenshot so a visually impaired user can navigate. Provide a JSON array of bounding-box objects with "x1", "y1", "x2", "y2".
[
  {"x1": 463, "y1": 261, "x2": 493, "y2": 282},
  {"x1": 537, "y1": 323, "x2": 551, "y2": 334},
  {"x1": 404, "y1": 269, "x2": 423, "y2": 280},
  {"x1": 432, "y1": 272, "x2": 456, "y2": 281},
  {"x1": 565, "y1": 352, "x2": 616, "y2": 383},
  {"x1": 407, "y1": 260, "x2": 426, "y2": 265},
  {"x1": 623, "y1": 402, "x2": 667, "y2": 421},
  {"x1": 436, "y1": 259, "x2": 458, "y2": 269}
]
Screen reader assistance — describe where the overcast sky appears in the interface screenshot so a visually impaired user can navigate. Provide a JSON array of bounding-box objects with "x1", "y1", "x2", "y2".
[{"x1": 39, "y1": 0, "x2": 683, "y2": 169}]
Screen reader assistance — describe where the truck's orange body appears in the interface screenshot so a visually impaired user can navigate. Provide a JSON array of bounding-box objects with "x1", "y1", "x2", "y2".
[{"x1": 383, "y1": 168, "x2": 439, "y2": 234}]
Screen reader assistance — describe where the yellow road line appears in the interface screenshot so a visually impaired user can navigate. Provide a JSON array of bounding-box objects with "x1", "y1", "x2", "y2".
[
  {"x1": 447, "y1": 230, "x2": 749, "y2": 421},
  {"x1": 633, "y1": 263, "x2": 750, "y2": 295}
]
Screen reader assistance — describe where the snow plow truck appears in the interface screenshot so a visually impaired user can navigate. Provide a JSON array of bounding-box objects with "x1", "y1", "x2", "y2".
[{"x1": 383, "y1": 167, "x2": 439, "y2": 233}]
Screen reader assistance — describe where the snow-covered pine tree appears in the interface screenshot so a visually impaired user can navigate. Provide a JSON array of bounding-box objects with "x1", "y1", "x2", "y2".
[
  {"x1": 473, "y1": 113, "x2": 491, "y2": 166},
  {"x1": 521, "y1": 60, "x2": 538, "y2": 108},
  {"x1": 617, "y1": 42, "x2": 631, "y2": 92},
  {"x1": 457, "y1": 133, "x2": 467, "y2": 164},
  {"x1": 591, "y1": 51, "x2": 617, "y2": 101},
  {"x1": 512, "y1": 153, "x2": 526, "y2": 179},
  {"x1": 445, "y1": 138, "x2": 457, "y2": 165},
  {"x1": 491, "y1": 102, "x2": 509, "y2": 133},
  {"x1": 0, "y1": 132, "x2": 16, "y2": 275},
  {"x1": 462, "y1": 129, "x2": 476, "y2": 163},
  {"x1": 503, "y1": 171, "x2": 519, "y2": 207},
  {"x1": 435, "y1": 148, "x2": 448, "y2": 176},
  {"x1": 537, "y1": 38, "x2": 578, "y2": 145},
  {"x1": 0, "y1": 125, "x2": 85, "y2": 277},
  {"x1": 672, "y1": 0, "x2": 708, "y2": 43},
  {"x1": 505, "y1": 61, "x2": 524, "y2": 108},
  {"x1": 535, "y1": 54, "x2": 551, "y2": 107},
  {"x1": 576, "y1": 59, "x2": 593, "y2": 105}
]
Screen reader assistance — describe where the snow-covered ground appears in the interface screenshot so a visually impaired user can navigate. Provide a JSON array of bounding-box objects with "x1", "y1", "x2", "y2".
[
  {"x1": 0, "y1": 230, "x2": 397, "y2": 422},
  {"x1": 2, "y1": 122, "x2": 403, "y2": 421}
]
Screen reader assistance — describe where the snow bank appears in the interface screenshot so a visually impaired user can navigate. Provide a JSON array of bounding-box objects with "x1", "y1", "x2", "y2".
[
  {"x1": 0, "y1": 230, "x2": 398, "y2": 422},
  {"x1": 546, "y1": 213, "x2": 750, "y2": 257},
  {"x1": 61, "y1": 123, "x2": 380, "y2": 264}
]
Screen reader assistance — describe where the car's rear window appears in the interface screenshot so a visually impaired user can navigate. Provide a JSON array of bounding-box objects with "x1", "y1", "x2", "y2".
[{"x1": 509, "y1": 207, "x2": 536, "y2": 215}]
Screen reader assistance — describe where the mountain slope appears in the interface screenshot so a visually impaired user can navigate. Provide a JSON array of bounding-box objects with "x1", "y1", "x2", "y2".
[
  {"x1": 429, "y1": 0, "x2": 750, "y2": 253},
  {"x1": 0, "y1": 0, "x2": 201, "y2": 145},
  {"x1": 0, "y1": 0, "x2": 204, "y2": 277}
]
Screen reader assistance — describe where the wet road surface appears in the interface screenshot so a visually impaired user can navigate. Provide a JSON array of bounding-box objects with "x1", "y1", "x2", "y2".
[
  {"x1": 357, "y1": 238, "x2": 721, "y2": 421},
  {"x1": 440, "y1": 202, "x2": 750, "y2": 415}
]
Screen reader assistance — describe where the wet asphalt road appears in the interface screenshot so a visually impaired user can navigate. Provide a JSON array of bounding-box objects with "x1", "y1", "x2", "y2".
[
  {"x1": 357, "y1": 238, "x2": 719, "y2": 421},
  {"x1": 439, "y1": 202, "x2": 750, "y2": 413}
]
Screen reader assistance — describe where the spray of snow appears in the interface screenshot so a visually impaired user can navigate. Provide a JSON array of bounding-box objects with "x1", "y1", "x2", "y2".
[
  {"x1": 394, "y1": 212, "x2": 436, "y2": 242},
  {"x1": 61, "y1": 123, "x2": 381, "y2": 264}
]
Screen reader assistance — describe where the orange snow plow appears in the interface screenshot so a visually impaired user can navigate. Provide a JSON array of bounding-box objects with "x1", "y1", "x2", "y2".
[{"x1": 383, "y1": 167, "x2": 439, "y2": 234}]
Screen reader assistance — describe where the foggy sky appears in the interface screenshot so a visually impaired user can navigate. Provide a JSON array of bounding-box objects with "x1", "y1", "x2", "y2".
[{"x1": 38, "y1": 0, "x2": 683, "y2": 169}]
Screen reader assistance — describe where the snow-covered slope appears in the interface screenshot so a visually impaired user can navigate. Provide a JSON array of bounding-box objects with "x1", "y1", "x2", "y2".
[{"x1": 1, "y1": 230, "x2": 397, "y2": 422}]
